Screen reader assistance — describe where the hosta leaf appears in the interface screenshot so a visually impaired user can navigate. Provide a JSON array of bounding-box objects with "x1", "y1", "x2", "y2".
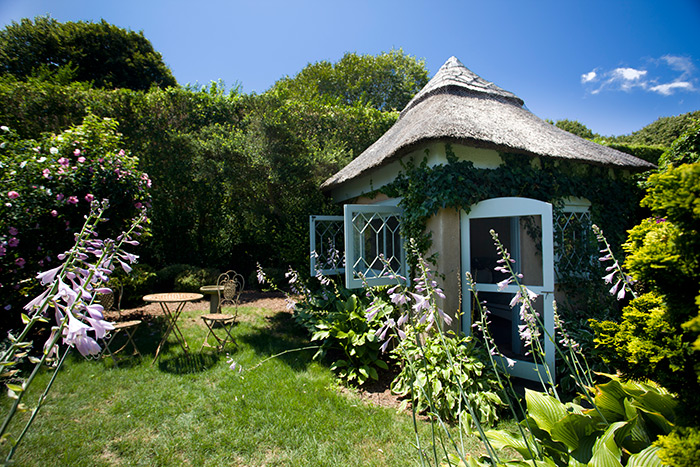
[
  {"x1": 358, "y1": 366, "x2": 369, "y2": 379},
  {"x1": 570, "y1": 432, "x2": 601, "y2": 465},
  {"x1": 633, "y1": 390, "x2": 677, "y2": 424},
  {"x1": 484, "y1": 430, "x2": 534, "y2": 459},
  {"x1": 627, "y1": 445, "x2": 662, "y2": 467},
  {"x1": 594, "y1": 380, "x2": 628, "y2": 421},
  {"x1": 624, "y1": 398, "x2": 653, "y2": 452},
  {"x1": 312, "y1": 330, "x2": 329, "y2": 341},
  {"x1": 525, "y1": 389, "x2": 568, "y2": 434},
  {"x1": 368, "y1": 366, "x2": 378, "y2": 381},
  {"x1": 589, "y1": 420, "x2": 633, "y2": 467},
  {"x1": 550, "y1": 412, "x2": 596, "y2": 451}
]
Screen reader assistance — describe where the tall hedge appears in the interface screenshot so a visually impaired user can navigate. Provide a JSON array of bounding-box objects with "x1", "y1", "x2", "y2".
[{"x1": 0, "y1": 79, "x2": 396, "y2": 277}]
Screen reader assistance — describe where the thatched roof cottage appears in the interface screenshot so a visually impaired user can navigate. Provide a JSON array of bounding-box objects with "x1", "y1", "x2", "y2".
[{"x1": 311, "y1": 56, "x2": 654, "y2": 380}]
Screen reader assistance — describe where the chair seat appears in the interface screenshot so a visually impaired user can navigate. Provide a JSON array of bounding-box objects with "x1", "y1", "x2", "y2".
[
  {"x1": 113, "y1": 320, "x2": 142, "y2": 330},
  {"x1": 101, "y1": 319, "x2": 142, "y2": 366},
  {"x1": 200, "y1": 314, "x2": 237, "y2": 351},
  {"x1": 201, "y1": 313, "x2": 235, "y2": 322}
]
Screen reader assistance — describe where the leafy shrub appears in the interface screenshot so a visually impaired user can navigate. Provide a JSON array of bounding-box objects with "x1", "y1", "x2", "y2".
[
  {"x1": 591, "y1": 162, "x2": 700, "y2": 424},
  {"x1": 174, "y1": 267, "x2": 220, "y2": 293},
  {"x1": 391, "y1": 330, "x2": 503, "y2": 425},
  {"x1": 486, "y1": 375, "x2": 676, "y2": 466},
  {"x1": 153, "y1": 264, "x2": 193, "y2": 292},
  {"x1": 258, "y1": 266, "x2": 395, "y2": 387},
  {"x1": 656, "y1": 427, "x2": 700, "y2": 467},
  {"x1": 311, "y1": 292, "x2": 393, "y2": 386},
  {"x1": 591, "y1": 292, "x2": 689, "y2": 384},
  {"x1": 152, "y1": 264, "x2": 220, "y2": 293},
  {"x1": 600, "y1": 141, "x2": 667, "y2": 165},
  {"x1": 109, "y1": 264, "x2": 157, "y2": 308}
]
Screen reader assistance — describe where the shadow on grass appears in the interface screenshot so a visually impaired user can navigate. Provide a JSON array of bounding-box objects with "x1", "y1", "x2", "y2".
[
  {"x1": 158, "y1": 352, "x2": 221, "y2": 374},
  {"x1": 238, "y1": 311, "x2": 317, "y2": 372}
]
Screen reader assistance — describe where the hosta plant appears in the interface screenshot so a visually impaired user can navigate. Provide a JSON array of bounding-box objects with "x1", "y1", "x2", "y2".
[
  {"x1": 483, "y1": 374, "x2": 676, "y2": 467},
  {"x1": 312, "y1": 293, "x2": 393, "y2": 385},
  {"x1": 391, "y1": 328, "x2": 503, "y2": 425}
]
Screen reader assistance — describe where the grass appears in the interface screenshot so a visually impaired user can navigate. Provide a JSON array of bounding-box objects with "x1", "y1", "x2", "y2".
[{"x1": 1, "y1": 303, "x2": 510, "y2": 466}]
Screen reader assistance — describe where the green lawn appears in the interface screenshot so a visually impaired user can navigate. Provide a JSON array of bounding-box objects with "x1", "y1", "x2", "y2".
[{"x1": 1, "y1": 303, "x2": 497, "y2": 466}]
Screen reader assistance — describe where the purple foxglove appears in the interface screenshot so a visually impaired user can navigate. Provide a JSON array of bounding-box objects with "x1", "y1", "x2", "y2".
[
  {"x1": 85, "y1": 303, "x2": 104, "y2": 320},
  {"x1": 85, "y1": 317, "x2": 114, "y2": 339},
  {"x1": 410, "y1": 292, "x2": 430, "y2": 313},
  {"x1": 36, "y1": 265, "x2": 63, "y2": 285}
]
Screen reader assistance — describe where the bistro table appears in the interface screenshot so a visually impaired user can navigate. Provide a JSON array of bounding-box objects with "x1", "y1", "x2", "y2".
[{"x1": 143, "y1": 292, "x2": 203, "y2": 364}]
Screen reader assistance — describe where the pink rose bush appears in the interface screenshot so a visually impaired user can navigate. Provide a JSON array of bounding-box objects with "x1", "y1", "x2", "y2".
[{"x1": 0, "y1": 114, "x2": 151, "y2": 328}]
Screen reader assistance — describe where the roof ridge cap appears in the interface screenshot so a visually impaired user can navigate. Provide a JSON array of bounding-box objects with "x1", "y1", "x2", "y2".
[{"x1": 400, "y1": 56, "x2": 524, "y2": 117}]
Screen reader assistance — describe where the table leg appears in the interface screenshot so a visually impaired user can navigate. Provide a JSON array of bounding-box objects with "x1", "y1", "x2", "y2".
[
  {"x1": 169, "y1": 301, "x2": 190, "y2": 352},
  {"x1": 210, "y1": 294, "x2": 219, "y2": 314},
  {"x1": 152, "y1": 301, "x2": 190, "y2": 364}
]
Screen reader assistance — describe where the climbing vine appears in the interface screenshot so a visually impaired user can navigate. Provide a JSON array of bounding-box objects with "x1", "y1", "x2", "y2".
[{"x1": 382, "y1": 144, "x2": 643, "y2": 255}]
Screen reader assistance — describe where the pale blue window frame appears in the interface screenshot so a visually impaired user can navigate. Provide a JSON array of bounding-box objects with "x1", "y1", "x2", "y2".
[{"x1": 343, "y1": 204, "x2": 406, "y2": 289}]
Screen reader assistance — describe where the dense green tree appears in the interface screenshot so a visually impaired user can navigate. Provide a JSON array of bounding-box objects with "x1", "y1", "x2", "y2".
[
  {"x1": 658, "y1": 118, "x2": 700, "y2": 169},
  {"x1": 0, "y1": 16, "x2": 176, "y2": 90},
  {"x1": 271, "y1": 49, "x2": 429, "y2": 111},
  {"x1": 553, "y1": 118, "x2": 597, "y2": 139},
  {"x1": 0, "y1": 44, "x2": 419, "y2": 277},
  {"x1": 614, "y1": 110, "x2": 700, "y2": 147}
]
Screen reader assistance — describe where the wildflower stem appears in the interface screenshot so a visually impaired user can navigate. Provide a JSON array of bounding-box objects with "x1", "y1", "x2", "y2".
[{"x1": 7, "y1": 348, "x2": 70, "y2": 462}]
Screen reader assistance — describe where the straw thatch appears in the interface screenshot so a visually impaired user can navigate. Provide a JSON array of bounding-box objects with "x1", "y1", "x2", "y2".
[{"x1": 321, "y1": 57, "x2": 655, "y2": 192}]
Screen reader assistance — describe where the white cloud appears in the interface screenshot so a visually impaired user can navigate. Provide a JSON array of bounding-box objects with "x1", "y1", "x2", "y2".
[
  {"x1": 581, "y1": 70, "x2": 597, "y2": 83},
  {"x1": 661, "y1": 55, "x2": 695, "y2": 77},
  {"x1": 582, "y1": 55, "x2": 698, "y2": 96},
  {"x1": 612, "y1": 67, "x2": 647, "y2": 81},
  {"x1": 649, "y1": 81, "x2": 695, "y2": 96}
]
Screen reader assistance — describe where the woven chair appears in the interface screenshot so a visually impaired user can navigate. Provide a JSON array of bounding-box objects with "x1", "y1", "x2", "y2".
[{"x1": 200, "y1": 271, "x2": 244, "y2": 351}]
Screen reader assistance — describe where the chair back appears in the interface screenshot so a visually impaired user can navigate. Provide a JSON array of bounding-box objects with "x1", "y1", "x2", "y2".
[{"x1": 217, "y1": 270, "x2": 244, "y2": 316}]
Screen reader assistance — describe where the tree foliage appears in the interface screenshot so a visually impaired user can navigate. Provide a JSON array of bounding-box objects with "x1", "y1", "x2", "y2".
[
  {"x1": 270, "y1": 49, "x2": 429, "y2": 111},
  {"x1": 552, "y1": 118, "x2": 597, "y2": 139},
  {"x1": 658, "y1": 118, "x2": 700, "y2": 169},
  {"x1": 614, "y1": 110, "x2": 700, "y2": 147},
  {"x1": 0, "y1": 16, "x2": 176, "y2": 90}
]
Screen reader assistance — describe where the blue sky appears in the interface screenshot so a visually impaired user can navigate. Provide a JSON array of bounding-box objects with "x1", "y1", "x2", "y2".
[{"x1": 1, "y1": 0, "x2": 699, "y2": 136}]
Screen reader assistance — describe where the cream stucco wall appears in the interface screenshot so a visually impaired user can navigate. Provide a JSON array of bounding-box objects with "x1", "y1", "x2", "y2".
[{"x1": 424, "y1": 208, "x2": 462, "y2": 332}]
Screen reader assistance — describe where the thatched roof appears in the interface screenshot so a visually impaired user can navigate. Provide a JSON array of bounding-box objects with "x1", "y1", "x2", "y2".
[{"x1": 321, "y1": 56, "x2": 655, "y2": 192}]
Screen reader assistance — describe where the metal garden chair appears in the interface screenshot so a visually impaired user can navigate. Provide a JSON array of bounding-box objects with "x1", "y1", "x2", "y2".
[{"x1": 200, "y1": 270, "x2": 244, "y2": 351}]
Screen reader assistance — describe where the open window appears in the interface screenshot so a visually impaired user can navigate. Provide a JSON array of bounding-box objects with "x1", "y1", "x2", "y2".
[
  {"x1": 309, "y1": 204, "x2": 407, "y2": 289},
  {"x1": 309, "y1": 215, "x2": 345, "y2": 276}
]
